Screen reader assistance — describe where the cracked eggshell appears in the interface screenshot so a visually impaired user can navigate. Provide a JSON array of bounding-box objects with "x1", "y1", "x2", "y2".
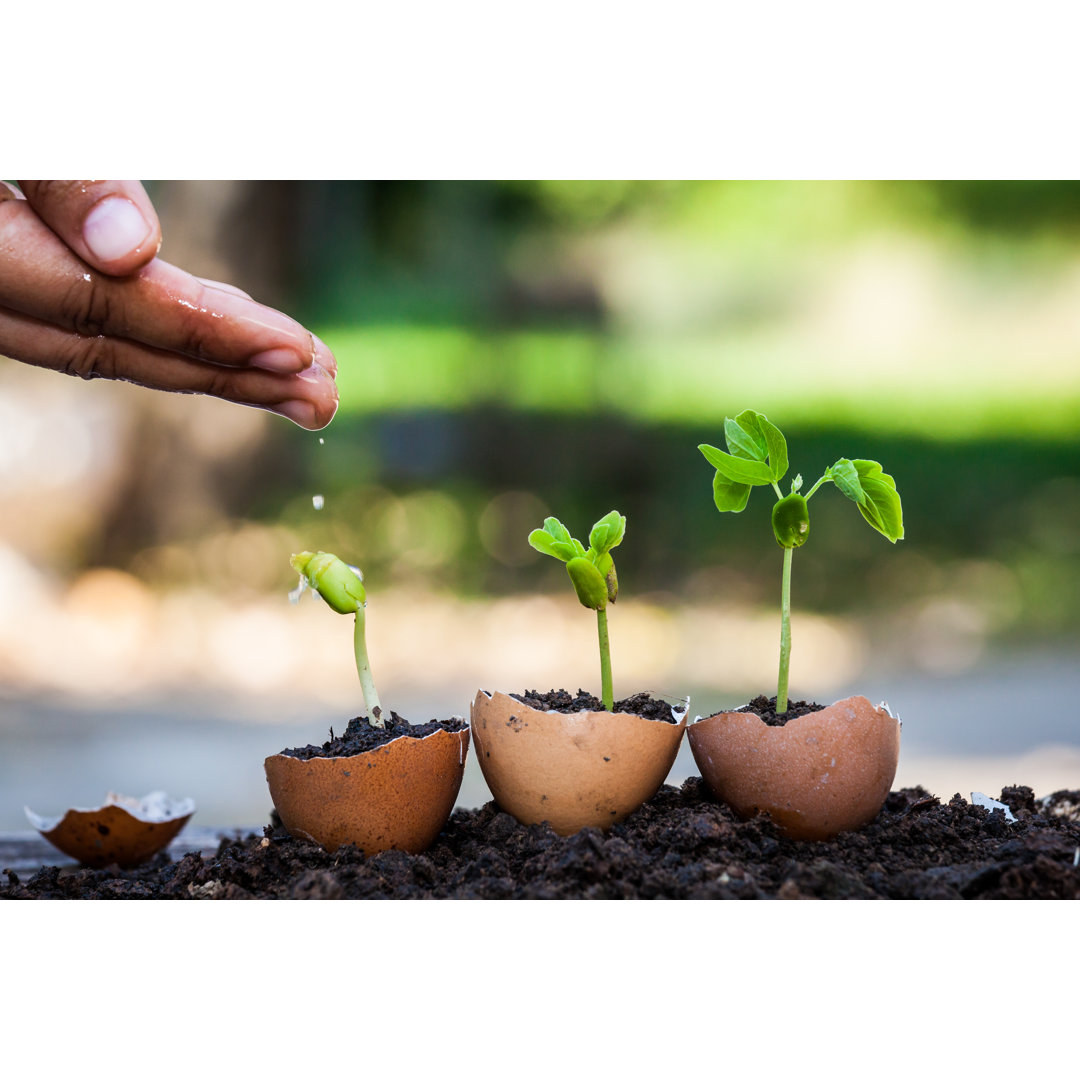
[
  {"x1": 470, "y1": 690, "x2": 686, "y2": 836},
  {"x1": 25, "y1": 792, "x2": 195, "y2": 869},
  {"x1": 264, "y1": 725, "x2": 470, "y2": 855},
  {"x1": 687, "y1": 695, "x2": 900, "y2": 841}
]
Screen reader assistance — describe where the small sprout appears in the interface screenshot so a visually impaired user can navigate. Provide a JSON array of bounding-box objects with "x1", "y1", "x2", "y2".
[
  {"x1": 291, "y1": 550, "x2": 384, "y2": 727},
  {"x1": 699, "y1": 412, "x2": 903, "y2": 714},
  {"x1": 528, "y1": 511, "x2": 626, "y2": 712}
]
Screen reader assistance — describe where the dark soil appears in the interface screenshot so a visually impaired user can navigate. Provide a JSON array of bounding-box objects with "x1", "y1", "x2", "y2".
[
  {"x1": 4, "y1": 781, "x2": 1078, "y2": 899},
  {"x1": 509, "y1": 688, "x2": 681, "y2": 722},
  {"x1": 279, "y1": 715, "x2": 467, "y2": 760},
  {"x1": 735, "y1": 695, "x2": 826, "y2": 727}
]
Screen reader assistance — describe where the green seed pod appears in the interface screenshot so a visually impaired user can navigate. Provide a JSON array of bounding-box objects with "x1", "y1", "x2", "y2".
[
  {"x1": 566, "y1": 556, "x2": 609, "y2": 610},
  {"x1": 771, "y1": 493, "x2": 810, "y2": 549},
  {"x1": 291, "y1": 550, "x2": 366, "y2": 613}
]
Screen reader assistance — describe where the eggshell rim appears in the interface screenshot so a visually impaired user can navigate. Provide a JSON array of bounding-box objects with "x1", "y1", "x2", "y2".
[{"x1": 25, "y1": 792, "x2": 196, "y2": 834}]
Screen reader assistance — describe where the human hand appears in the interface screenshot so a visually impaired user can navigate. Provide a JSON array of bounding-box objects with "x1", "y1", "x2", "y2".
[{"x1": 0, "y1": 181, "x2": 338, "y2": 430}]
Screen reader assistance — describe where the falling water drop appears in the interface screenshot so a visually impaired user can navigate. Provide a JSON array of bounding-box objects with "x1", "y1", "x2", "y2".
[
  {"x1": 312, "y1": 494, "x2": 325, "y2": 510},
  {"x1": 288, "y1": 575, "x2": 308, "y2": 604},
  {"x1": 318, "y1": 438, "x2": 325, "y2": 445}
]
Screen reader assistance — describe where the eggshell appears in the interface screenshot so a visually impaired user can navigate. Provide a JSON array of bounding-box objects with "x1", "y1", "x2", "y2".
[
  {"x1": 25, "y1": 792, "x2": 195, "y2": 869},
  {"x1": 470, "y1": 690, "x2": 687, "y2": 835},
  {"x1": 264, "y1": 725, "x2": 470, "y2": 855},
  {"x1": 687, "y1": 695, "x2": 900, "y2": 841}
]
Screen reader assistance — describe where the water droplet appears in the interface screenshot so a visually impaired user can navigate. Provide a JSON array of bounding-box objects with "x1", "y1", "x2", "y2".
[
  {"x1": 318, "y1": 438, "x2": 325, "y2": 445},
  {"x1": 312, "y1": 494, "x2": 325, "y2": 510},
  {"x1": 347, "y1": 564, "x2": 364, "y2": 582},
  {"x1": 288, "y1": 575, "x2": 308, "y2": 604}
]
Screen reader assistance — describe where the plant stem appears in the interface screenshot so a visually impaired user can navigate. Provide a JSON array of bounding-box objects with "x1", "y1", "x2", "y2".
[
  {"x1": 597, "y1": 607, "x2": 613, "y2": 712},
  {"x1": 353, "y1": 608, "x2": 384, "y2": 727},
  {"x1": 777, "y1": 546, "x2": 793, "y2": 714},
  {"x1": 804, "y1": 474, "x2": 828, "y2": 500}
]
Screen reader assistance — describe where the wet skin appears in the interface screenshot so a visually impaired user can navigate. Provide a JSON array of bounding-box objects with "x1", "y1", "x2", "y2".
[{"x1": 0, "y1": 181, "x2": 338, "y2": 430}]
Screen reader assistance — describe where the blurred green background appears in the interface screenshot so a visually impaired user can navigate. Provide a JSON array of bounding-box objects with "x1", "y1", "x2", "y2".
[
  {"x1": 131, "y1": 182, "x2": 1080, "y2": 637},
  {"x1": 3, "y1": 180, "x2": 1080, "y2": 826}
]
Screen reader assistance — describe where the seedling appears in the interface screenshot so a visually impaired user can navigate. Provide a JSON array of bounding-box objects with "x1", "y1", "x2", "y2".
[
  {"x1": 699, "y1": 411, "x2": 903, "y2": 714},
  {"x1": 290, "y1": 550, "x2": 385, "y2": 727},
  {"x1": 528, "y1": 511, "x2": 626, "y2": 712}
]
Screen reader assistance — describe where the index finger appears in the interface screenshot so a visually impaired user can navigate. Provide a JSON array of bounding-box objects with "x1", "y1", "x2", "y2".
[{"x1": 18, "y1": 180, "x2": 162, "y2": 276}]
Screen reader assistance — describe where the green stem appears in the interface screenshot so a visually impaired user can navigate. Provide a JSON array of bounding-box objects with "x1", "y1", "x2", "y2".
[
  {"x1": 353, "y1": 608, "x2": 384, "y2": 727},
  {"x1": 597, "y1": 607, "x2": 613, "y2": 712},
  {"x1": 777, "y1": 546, "x2": 793, "y2": 714},
  {"x1": 771, "y1": 481, "x2": 783, "y2": 499},
  {"x1": 804, "y1": 474, "x2": 828, "y2": 500}
]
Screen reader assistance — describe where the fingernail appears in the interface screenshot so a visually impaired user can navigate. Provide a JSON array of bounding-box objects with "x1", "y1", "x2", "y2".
[
  {"x1": 293, "y1": 359, "x2": 337, "y2": 388},
  {"x1": 274, "y1": 400, "x2": 317, "y2": 428},
  {"x1": 83, "y1": 197, "x2": 153, "y2": 263},
  {"x1": 312, "y1": 333, "x2": 337, "y2": 377},
  {"x1": 250, "y1": 347, "x2": 305, "y2": 374}
]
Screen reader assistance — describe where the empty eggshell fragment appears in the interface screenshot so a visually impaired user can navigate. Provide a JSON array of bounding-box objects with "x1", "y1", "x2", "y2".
[
  {"x1": 25, "y1": 791, "x2": 195, "y2": 869},
  {"x1": 687, "y1": 695, "x2": 900, "y2": 841},
  {"x1": 470, "y1": 690, "x2": 687, "y2": 835},
  {"x1": 264, "y1": 725, "x2": 470, "y2": 855}
]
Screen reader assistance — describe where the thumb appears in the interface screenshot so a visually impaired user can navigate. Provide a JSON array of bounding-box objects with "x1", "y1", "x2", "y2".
[{"x1": 18, "y1": 180, "x2": 161, "y2": 276}]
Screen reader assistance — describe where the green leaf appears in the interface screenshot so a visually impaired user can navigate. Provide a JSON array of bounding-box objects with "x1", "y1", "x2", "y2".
[
  {"x1": 852, "y1": 459, "x2": 904, "y2": 542},
  {"x1": 588, "y1": 510, "x2": 626, "y2": 556},
  {"x1": 725, "y1": 412, "x2": 767, "y2": 460},
  {"x1": 723, "y1": 411, "x2": 788, "y2": 484},
  {"x1": 542, "y1": 517, "x2": 573, "y2": 547},
  {"x1": 756, "y1": 413, "x2": 788, "y2": 483},
  {"x1": 827, "y1": 458, "x2": 866, "y2": 505},
  {"x1": 712, "y1": 470, "x2": 752, "y2": 513},
  {"x1": 528, "y1": 528, "x2": 576, "y2": 563},
  {"x1": 566, "y1": 556, "x2": 609, "y2": 610},
  {"x1": 699, "y1": 443, "x2": 775, "y2": 485}
]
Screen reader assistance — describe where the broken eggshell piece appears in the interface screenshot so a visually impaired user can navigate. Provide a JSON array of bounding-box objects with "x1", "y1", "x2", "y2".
[
  {"x1": 687, "y1": 695, "x2": 900, "y2": 841},
  {"x1": 470, "y1": 690, "x2": 687, "y2": 836},
  {"x1": 25, "y1": 791, "x2": 195, "y2": 869},
  {"x1": 264, "y1": 724, "x2": 470, "y2": 855}
]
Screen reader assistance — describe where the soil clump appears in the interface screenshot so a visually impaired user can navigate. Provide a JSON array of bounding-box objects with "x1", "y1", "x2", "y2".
[
  {"x1": 509, "y1": 688, "x2": 680, "y2": 722},
  {"x1": 280, "y1": 715, "x2": 467, "y2": 760},
  {"x1": 734, "y1": 695, "x2": 826, "y2": 727},
  {"x1": 5, "y1": 781, "x2": 1078, "y2": 900}
]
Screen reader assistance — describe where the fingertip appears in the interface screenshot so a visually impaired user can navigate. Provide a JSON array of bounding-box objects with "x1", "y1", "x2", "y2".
[
  {"x1": 271, "y1": 360, "x2": 339, "y2": 429},
  {"x1": 312, "y1": 333, "x2": 338, "y2": 377},
  {"x1": 274, "y1": 394, "x2": 338, "y2": 431},
  {"x1": 82, "y1": 195, "x2": 160, "y2": 273}
]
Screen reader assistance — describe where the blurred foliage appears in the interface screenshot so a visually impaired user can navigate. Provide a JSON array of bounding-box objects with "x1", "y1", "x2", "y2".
[
  {"x1": 58, "y1": 182, "x2": 1080, "y2": 638},
  {"x1": 131, "y1": 412, "x2": 1071, "y2": 645},
  {"x1": 221, "y1": 181, "x2": 1080, "y2": 327}
]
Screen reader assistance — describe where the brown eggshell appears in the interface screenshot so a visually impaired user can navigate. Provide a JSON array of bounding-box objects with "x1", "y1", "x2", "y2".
[
  {"x1": 470, "y1": 690, "x2": 687, "y2": 835},
  {"x1": 264, "y1": 725, "x2": 470, "y2": 855},
  {"x1": 687, "y1": 695, "x2": 900, "y2": 841},
  {"x1": 25, "y1": 792, "x2": 195, "y2": 869}
]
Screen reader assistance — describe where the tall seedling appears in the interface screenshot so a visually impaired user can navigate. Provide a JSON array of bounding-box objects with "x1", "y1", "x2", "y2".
[{"x1": 699, "y1": 411, "x2": 904, "y2": 714}]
